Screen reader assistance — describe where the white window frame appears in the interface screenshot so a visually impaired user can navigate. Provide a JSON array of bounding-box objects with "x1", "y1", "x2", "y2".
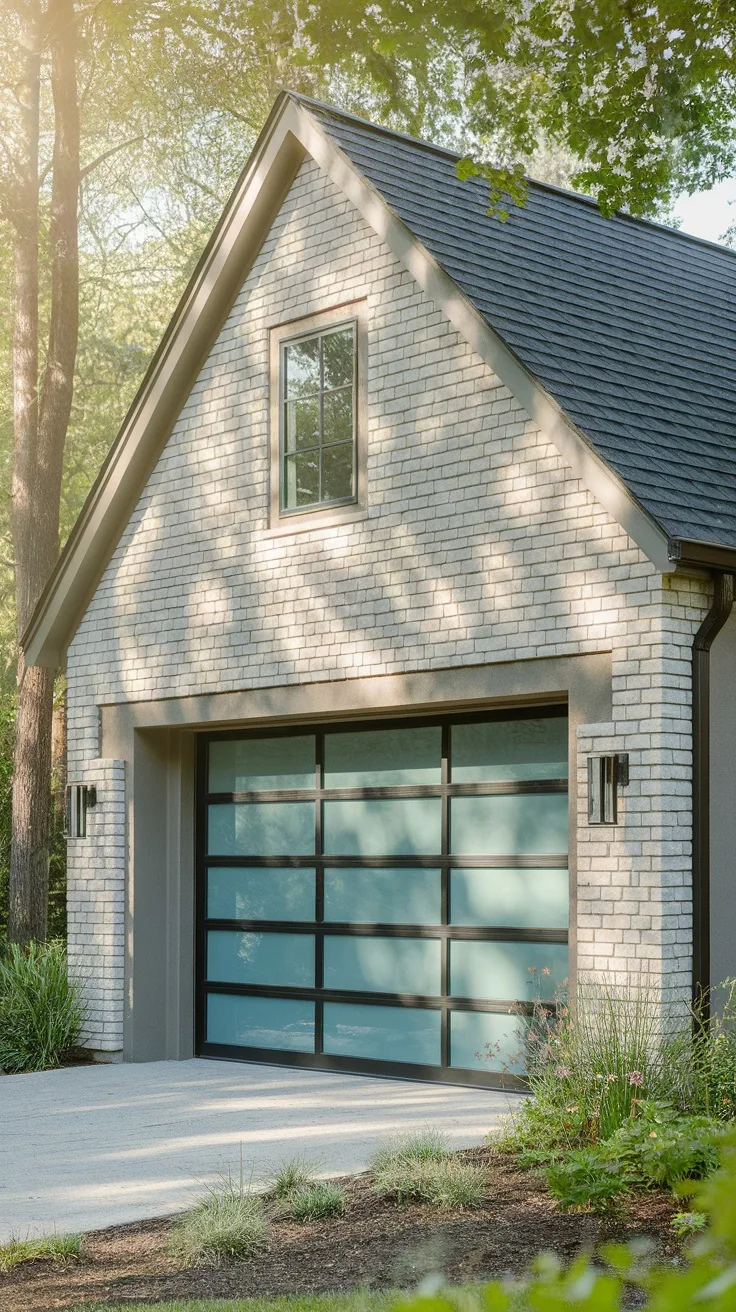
[{"x1": 269, "y1": 301, "x2": 367, "y2": 531}]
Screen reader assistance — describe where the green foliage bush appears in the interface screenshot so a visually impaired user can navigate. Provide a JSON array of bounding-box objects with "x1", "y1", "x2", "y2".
[
  {"x1": 168, "y1": 1179, "x2": 268, "y2": 1267},
  {"x1": 545, "y1": 1149, "x2": 626, "y2": 1211},
  {"x1": 0, "y1": 940, "x2": 83, "y2": 1072},
  {"x1": 601, "y1": 1101, "x2": 721, "y2": 1189}
]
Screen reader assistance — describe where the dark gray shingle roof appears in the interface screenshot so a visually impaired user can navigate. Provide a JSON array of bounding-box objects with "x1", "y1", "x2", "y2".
[{"x1": 305, "y1": 99, "x2": 736, "y2": 550}]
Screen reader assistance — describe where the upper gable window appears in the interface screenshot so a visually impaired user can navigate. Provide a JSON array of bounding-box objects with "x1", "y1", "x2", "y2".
[
  {"x1": 269, "y1": 302, "x2": 367, "y2": 531},
  {"x1": 281, "y1": 322, "x2": 356, "y2": 513}
]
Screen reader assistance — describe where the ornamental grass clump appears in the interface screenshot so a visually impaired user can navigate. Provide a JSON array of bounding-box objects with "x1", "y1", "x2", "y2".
[
  {"x1": 288, "y1": 1180, "x2": 346, "y2": 1221},
  {"x1": 0, "y1": 1232, "x2": 81, "y2": 1273},
  {"x1": 268, "y1": 1154, "x2": 316, "y2": 1200},
  {"x1": 0, "y1": 941, "x2": 84, "y2": 1073},
  {"x1": 371, "y1": 1131, "x2": 486, "y2": 1208},
  {"x1": 168, "y1": 1177, "x2": 268, "y2": 1267}
]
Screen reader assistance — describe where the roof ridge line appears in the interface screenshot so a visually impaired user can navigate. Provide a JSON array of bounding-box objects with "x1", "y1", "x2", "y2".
[{"x1": 288, "y1": 90, "x2": 736, "y2": 262}]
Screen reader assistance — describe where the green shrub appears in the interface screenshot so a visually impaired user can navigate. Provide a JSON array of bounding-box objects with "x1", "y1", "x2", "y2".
[
  {"x1": 0, "y1": 940, "x2": 84, "y2": 1072},
  {"x1": 544, "y1": 1101, "x2": 723, "y2": 1211},
  {"x1": 0, "y1": 1232, "x2": 81, "y2": 1272},
  {"x1": 269, "y1": 1154, "x2": 316, "y2": 1199},
  {"x1": 288, "y1": 1181, "x2": 346, "y2": 1221},
  {"x1": 168, "y1": 1179, "x2": 268, "y2": 1267},
  {"x1": 601, "y1": 1101, "x2": 721, "y2": 1188},
  {"x1": 545, "y1": 1148, "x2": 627, "y2": 1211},
  {"x1": 670, "y1": 1210, "x2": 707, "y2": 1236}
]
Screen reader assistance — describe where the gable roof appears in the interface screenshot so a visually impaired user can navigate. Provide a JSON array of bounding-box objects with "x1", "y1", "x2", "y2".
[
  {"x1": 304, "y1": 97, "x2": 736, "y2": 553},
  {"x1": 23, "y1": 93, "x2": 736, "y2": 667}
]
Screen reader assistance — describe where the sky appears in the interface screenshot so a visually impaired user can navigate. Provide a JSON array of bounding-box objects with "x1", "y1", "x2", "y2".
[{"x1": 672, "y1": 177, "x2": 736, "y2": 247}]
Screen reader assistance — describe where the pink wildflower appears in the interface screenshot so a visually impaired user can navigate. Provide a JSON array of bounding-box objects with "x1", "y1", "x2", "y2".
[
  {"x1": 555, "y1": 1066, "x2": 571, "y2": 1079},
  {"x1": 607, "y1": 1073, "x2": 617, "y2": 1083},
  {"x1": 626, "y1": 1070, "x2": 645, "y2": 1087}
]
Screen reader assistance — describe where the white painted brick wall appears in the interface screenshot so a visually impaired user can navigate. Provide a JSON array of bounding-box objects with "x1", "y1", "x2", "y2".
[
  {"x1": 65, "y1": 157, "x2": 709, "y2": 1048},
  {"x1": 66, "y1": 759, "x2": 126, "y2": 1049}
]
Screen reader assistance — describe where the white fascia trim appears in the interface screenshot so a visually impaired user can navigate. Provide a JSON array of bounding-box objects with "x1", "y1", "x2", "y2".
[{"x1": 288, "y1": 100, "x2": 674, "y2": 575}]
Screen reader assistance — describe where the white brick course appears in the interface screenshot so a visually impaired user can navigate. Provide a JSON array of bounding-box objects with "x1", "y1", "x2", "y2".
[{"x1": 66, "y1": 158, "x2": 708, "y2": 1048}]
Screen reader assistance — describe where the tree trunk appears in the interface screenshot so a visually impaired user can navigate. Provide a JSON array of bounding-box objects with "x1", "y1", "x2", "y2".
[{"x1": 9, "y1": 0, "x2": 79, "y2": 944}]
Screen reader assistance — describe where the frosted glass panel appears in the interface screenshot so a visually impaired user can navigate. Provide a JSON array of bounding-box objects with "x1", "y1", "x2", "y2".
[
  {"x1": 451, "y1": 718, "x2": 568, "y2": 781},
  {"x1": 450, "y1": 1010, "x2": 525, "y2": 1073},
  {"x1": 450, "y1": 940, "x2": 568, "y2": 999},
  {"x1": 323, "y1": 1002, "x2": 440, "y2": 1065},
  {"x1": 324, "y1": 935, "x2": 441, "y2": 994},
  {"x1": 208, "y1": 802, "x2": 314, "y2": 855},
  {"x1": 324, "y1": 868, "x2": 441, "y2": 924},
  {"x1": 324, "y1": 726, "x2": 441, "y2": 787},
  {"x1": 450, "y1": 794, "x2": 568, "y2": 855},
  {"x1": 207, "y1": 868, "x2": 315, "y2": 921},
  {"x1": 207, "y1": 930, "x2": 314, "y2": 987},
  {"x1": 207, "y1": 993, "x2": 314, "y2": 1051},
  {"x1": 323, "y1": 798, "x2": 441, "y2": 855},
  {"x1": 451, "y1": 868, "x2": 568, "y2": 928},
  {"x1": 209, "y1": 735, "x2": 315, "y2": 792}
]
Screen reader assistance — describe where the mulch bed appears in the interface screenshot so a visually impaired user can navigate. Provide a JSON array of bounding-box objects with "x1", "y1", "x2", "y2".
[{"x1": 2, "y1": 1148, "x2": 682, "y2": 1312}]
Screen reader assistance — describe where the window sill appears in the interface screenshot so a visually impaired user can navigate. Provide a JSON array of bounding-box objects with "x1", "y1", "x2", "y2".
[{"x1": 264, "y1": 502, "x2": 368, "y2": 538}]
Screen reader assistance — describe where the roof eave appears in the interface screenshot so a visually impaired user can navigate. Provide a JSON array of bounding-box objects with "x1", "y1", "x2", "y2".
[{"x1": 668, "y1": 538, "x2": 736, "y2": 573}]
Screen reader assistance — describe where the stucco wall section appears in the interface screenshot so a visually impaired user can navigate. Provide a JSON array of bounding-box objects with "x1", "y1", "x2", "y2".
[{"x1": 65, "y1": 157, "x2": 710, "y2": 1048}]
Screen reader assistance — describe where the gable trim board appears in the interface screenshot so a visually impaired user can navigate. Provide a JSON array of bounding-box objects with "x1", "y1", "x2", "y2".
[{"x1": 24, "y1": 91, "x2": 713, "y2": 671}]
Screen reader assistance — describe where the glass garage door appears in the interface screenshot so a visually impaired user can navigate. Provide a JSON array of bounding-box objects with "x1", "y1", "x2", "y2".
[{"x1": 196, "y1": 710, "x2": 569, "y2": 1087}]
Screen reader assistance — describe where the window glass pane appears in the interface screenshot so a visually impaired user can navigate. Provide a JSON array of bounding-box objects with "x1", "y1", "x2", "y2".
[
  {"x1": 324, "y1": 935, "x2": 440, "y2": 994},
  {"x1": 323, "y1": 798, "x2": 441, "y2": 855},
  {"x1": 324, "y1": 868, "x2": 441, "y2": 924},
  {"x1": 323, "y1": 1002, "x2": 440, "y2": 1065},
  {"x1": 324, "y1": 726, "x2": 441, "y2": 787},
  {"x1": 323, "y1": 388, "x2": 353, "y2": 443},
  {"x1": 207, "y1": 930, "x2": 314, "y2": 987},
  {"x1": 284, "y1": 451, "x2": 319, "y2": 508},
  {"x1": 209, "y1": 736, "x2": 315, "y2": 792},
  {"x1": 207, "y1": 802, "x2": 314, "y2": 856},
  {"x1": 450, "y1": 940, "x2": 568, "y2": 1000},
  {"x1": 284, "y1": 337, "x2": 320, "y2": 398},
  {"x1": 321, "y1": 442, "x2": 353, "y2": 502},
  {"x1": 207, "y1": 993, "x2": 314, "y2": 1052},
  {"x1": 285, "y1": 398, "x2": 320, "y2": 451},
  {"x1": 450, "y1": 794, "x2": 568, "y2": 855},
  {"x1": 451, "y1": 717, "x2": 568, "y2": 782},
  {"x1": 207, "y1": 868, "x2": 316, "y2": 921},
  {"x1": 450, "y1": 1010, "x2": 525, "y2": 1074},
  {"x1": 450, "y1": 868, "x2": 568, "y2": 928},
  {"x1": 322, "y1": 328, "x2": 354, "y2": 389}
]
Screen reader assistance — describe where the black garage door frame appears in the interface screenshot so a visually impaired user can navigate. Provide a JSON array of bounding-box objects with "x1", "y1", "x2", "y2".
[{"x1": 195, "y1": 706, "x2": 569, "y2": 1089}]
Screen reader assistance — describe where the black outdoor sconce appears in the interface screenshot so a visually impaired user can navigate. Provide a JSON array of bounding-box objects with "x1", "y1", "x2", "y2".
[
  {"x1": 65, "y1": 783, "x2": 97, "y2": 839},
  {"x1": 587, "y1": 753, "x2": 629, "y2": 825}
]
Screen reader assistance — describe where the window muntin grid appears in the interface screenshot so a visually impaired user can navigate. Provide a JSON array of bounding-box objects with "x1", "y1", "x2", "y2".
[{"x1": 281, "y1": 323, "x2": 357, "y2": 513}]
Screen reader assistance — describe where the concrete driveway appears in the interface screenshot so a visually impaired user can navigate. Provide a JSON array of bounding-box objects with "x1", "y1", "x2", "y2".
[{"x1": 0, "y1": 1059, "x2": 519, "y2": 1241}]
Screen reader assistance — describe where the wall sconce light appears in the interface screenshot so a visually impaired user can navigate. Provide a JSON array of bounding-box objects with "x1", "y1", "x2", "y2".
[
  {"x1": 588, "y1": 754, "x2": 629, "y2": 825},
  {"x1": 65, "y1": 784, "x2": 97, "y2": 839}
]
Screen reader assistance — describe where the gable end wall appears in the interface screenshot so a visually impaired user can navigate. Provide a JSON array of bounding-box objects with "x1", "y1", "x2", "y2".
[{"x1": 65, "y1": 158, "x2": 709, "y2": 1050}]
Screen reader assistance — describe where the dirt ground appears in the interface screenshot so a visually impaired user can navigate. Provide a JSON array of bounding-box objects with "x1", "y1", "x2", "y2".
[{"x1": 2, "y1": 1149, "x2": 681, "y2": 1312}]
